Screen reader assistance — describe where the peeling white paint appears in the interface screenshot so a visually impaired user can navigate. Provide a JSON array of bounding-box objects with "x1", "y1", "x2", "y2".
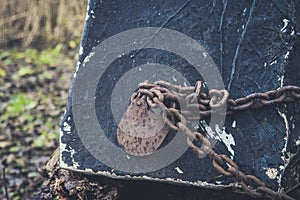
[
  {"x1": 270, "y1": 60, "x2": 277, "y2": 65},
  {"x1": 199, "y1": 122, "x2": 235, "y2": 159},
  {"x1": 280, "y1": 19, "x2": 289, "y2": 33},
  {"x1": 290, "y1": 29, "x2": 295, "y2": 36},
  {"x1": 203, "y1": 124, "x2": 217, "y2": 139},
  {"x1": 63, "y1": 121, "x2": 71, "y2": 132},
  {"x1": 60, "y1": 122, "x2": 241, "y2": 189},
  {"x1": 85, "y1": 5, "x2": 90, "y2": 21},
  {"x1": 231, "y1": 120, "x2": 236, "y2": 128},
  {"x1": 83, "y1": 52, "x2": 95, "y2": 64},
  {"x1": 175, "y1": 167, "x2": 184, "y2": 174},
  {"x1": 59, "y1": 129, "x2": 68, "y2": 168},
  {"x1": 279, "y1": 165, "x2": 285, "y2": 171},
  {"x1": 292, "y1": 123, "x2": 295, "y2": 129},
  {"x1": 74, "y1": 59, "x2": 81, "y2": 73},
  {"x1": 79, "y1": 46, "x2": 83, "y2": 56},
  {"x1": 192, "y1": 122, "x2": 199, "y2": 129},
  {"x1": 284, "y1": 51, "x2": 290, "y2": 60},
  {"x1": 276, "y1": 72, "x2": 292, "y2": 189},
  {"x1": 277, "y1": 109, "x2": 292, "y2": 189},
  {"x1": 73, "y1": 61, "x2": 81, "y2": 79},
  {"x1": 215, "y1": 126, "x2": 235, "y2": 159},
  {"x1": 242, "y1": 8, "x2": 247, "y2": 16},
  {"x1": 264, "y1": 167, "x2": 278, "y2": 179},
  {"x1": 118, "y1": 53, "x2": 124, "y2": 58},
  {"x1": 60, "y1": 127, "x2": 80, "y2": 169},
  {"x1": 278, "y1": 75, "x2": 284, "y2": 87},
  {"x1": 60, "y1": 162, "x2": 239, "y2": 189},
  {"x1": 69, "y1": 148, "x2": 80, "y2": 168}
]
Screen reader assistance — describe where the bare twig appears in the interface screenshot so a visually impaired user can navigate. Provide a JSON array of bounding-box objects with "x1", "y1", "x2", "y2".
[{"x1": 2, "y1": 167, "x2": 10, "y2": 200}]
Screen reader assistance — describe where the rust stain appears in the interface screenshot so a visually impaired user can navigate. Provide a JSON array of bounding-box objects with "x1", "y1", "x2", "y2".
[{"x1": 117, "y1": 95, "x2": 170, "y2": 156}]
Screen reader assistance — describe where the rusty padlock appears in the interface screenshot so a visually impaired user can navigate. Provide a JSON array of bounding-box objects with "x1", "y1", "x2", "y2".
[{"x1": 117, "y1": 93, "x2": 170, "y2": 156}]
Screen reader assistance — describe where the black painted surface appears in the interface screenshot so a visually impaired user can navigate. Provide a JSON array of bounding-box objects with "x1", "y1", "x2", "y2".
[{"x1": 60, "y1": 0, "x2": 299, "y2": 198}]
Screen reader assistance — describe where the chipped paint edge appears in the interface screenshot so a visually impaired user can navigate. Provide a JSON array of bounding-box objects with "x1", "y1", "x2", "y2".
[
  {"x1": 59, "y1": 153, "x2": 239, "y2": 190},
  {"x1": 276, "y1": 38, "x2": 297, "y2": 191},
  {"x1": 60, "y1": 119, "x2": 239, "y2": 190},
  {"x1": 200, "y1": 121, "x2": 235, "y2": 159},
  {"x1": 277, "y1": 109, "x2": 297, "y2": 192}
]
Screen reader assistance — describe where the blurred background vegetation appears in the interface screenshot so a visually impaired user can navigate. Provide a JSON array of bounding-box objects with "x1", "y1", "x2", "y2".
[
  {"x1": 0, "y1": 0, "x2": 87, "y2": 199},
  {"x1": 1, "y1": 0, "x2": 87, "y2": 49}
]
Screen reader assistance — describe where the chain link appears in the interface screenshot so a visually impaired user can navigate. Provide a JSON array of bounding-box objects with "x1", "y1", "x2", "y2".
[{"x1": 132, "y1": 80, "x2": 300, "y2": 200}]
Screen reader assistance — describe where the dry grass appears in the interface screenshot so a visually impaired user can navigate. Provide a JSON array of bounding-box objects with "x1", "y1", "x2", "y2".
[{"x1": 0, "y1": 0, "x2": 87, "y2": 49}]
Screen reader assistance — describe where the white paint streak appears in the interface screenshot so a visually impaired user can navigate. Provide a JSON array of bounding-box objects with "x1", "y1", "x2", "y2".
[
  {"x1": 280, "y1": 19, "x2": 289, "y2": 33},
  {"x1": 73, "y1": 62, "x2": 81, "y2": 79},
  {"x1": 284, "y1": 51, "x2": 290, "y2": 60},
  {"x1": 276, "y1": 72, "x2": 293, "y2": 189},
  {"x1": 79, "y1": 46, "x2": 83, "y2": 55},
  {"x1": 172, "y1": 75, "x2": 177, "y2": 82},
  {"x1": 175, "y1": 167, "x2": 184, "y2": 174},
  {"x1": 277, "y1": 111, "x2": 290, "y2": 153},
  {"x1": 278, "y1": 75, "x2": 284, "y2": 87},
  {"x1": 277, "y1": 109, "x2": 292, "y2": 189},
  {"x1": 85, "y1": 5, "x2": 90, "y2": 21},
  {"x1": 270, "y1": 60, "x2": 277, "y2": 65},
  {"x1": 227, "y1": 0, "x2": 256, "y2": 90},
  {"x1": 231, "y1": 120, "x2": 236, "y2": 128}
]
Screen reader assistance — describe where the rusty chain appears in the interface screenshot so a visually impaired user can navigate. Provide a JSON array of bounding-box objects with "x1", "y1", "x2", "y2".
[{"x1": 132, "y1": 80, "x2": 300, "y2": 200}]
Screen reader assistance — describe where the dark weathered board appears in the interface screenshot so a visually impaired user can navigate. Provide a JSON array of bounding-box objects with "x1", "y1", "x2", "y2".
[{"x1": 60, "y1": 0, "x2": 299, "y2": 196}]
